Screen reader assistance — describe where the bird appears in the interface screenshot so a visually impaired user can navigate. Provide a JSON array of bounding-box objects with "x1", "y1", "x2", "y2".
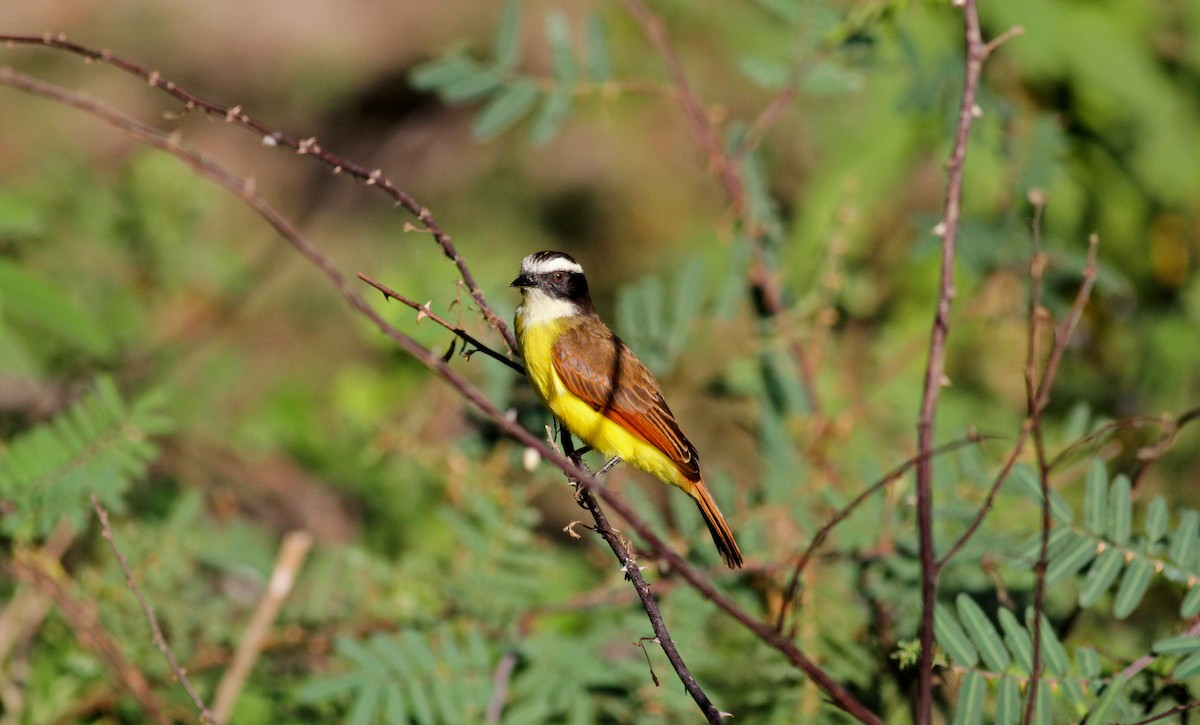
[{"x1": 511, "y1": 250, "x2": 743, "y2": 568}]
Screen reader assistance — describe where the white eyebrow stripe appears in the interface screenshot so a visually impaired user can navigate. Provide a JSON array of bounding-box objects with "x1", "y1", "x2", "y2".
[{"x1": 522, "y1": 254, "x2": 583, "y2": 276}]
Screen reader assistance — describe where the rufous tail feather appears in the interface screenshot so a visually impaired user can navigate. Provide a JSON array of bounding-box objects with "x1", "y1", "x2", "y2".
[{"x1": 690, "y1": 478, "x2": 743, "y2": 569}]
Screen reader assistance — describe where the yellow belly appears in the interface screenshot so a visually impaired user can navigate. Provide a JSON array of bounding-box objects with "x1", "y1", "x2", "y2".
[{"x1": 516, "y1": 315, "x2": 686, "y2": 487}]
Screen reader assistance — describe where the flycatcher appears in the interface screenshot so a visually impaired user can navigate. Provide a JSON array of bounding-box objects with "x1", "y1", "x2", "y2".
[{"x1": 511, "y1": 250, "x2": 743, "y2": 568}]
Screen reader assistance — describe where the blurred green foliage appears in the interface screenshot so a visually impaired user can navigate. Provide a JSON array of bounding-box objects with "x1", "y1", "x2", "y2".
[{"x1": 2, "y1": 0, "x2": 1200, "y2": 722}]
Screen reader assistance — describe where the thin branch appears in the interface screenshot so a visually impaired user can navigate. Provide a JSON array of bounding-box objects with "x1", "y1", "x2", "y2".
[
  {"x1": 560, "y1": 435, "x2": 723, "y2": 724},
  {"x1": 0, "y1": 33, "x2": 517, "y2": 355},
  {"x1": 1022, "y1": 201, "x2": 1052, "y2": 725},
  {"x1": 212, "y1": 530, "x2": 312, "y2": 724},
  {"x1": 358, "y1": 273, "x2": 524, "y2": 375},
  {"x1": 0, "y1": 66, "x2": 881, "y2": 724},
  {"x1": 775, "y1": 433, "x2": 991, "y2": 632},
  {"x1": 90, "y1": 494, "x2": 218, "y2": 724},
  {"x1": 1130, "y1": 404, "x2": 1200, "y2": 491},
  {"x1": 1126, "y1": 700, "x2": 1200, "y2": 725},
  {"x1": 913, "y1": 1, "x2": 989, "y2": 716}
]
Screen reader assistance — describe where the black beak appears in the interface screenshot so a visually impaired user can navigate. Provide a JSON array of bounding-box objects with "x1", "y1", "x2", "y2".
[{"x1": 510, "y1": 273, "x2": 535, "y2": 288}]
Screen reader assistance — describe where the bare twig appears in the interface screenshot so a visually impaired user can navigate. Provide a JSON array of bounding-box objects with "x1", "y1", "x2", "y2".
[
  {"x1": 212, "y1": 530, "x2": 313, "y2": 724},
  {"x1": 358, "y1": 273, "x2": 524, "y2": 375},
  {"x1": 0, "y1": 33, "x2": 517, "y2": 355},
  {"x1": 0, "y1": 65, "x2": 880, "y2": 724},
  {"x1": 1126, "y1": 700, "x2": 1200, "y2": 725},
  {"x1": 90, "y1": 494, "x2": 218, "y2": 724}
]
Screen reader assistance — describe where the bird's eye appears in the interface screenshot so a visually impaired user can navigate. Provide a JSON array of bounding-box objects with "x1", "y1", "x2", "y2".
[{"x1": 552, "y1": 271, "x2": 565, "y2": 282}]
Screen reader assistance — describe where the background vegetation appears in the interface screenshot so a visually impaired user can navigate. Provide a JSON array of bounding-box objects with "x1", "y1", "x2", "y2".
[{"x1": 2, "y1": 0, "x2": 1199, "y2": 722}]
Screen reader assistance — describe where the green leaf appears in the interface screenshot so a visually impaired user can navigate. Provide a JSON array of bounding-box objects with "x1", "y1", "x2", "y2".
[
  {"x1": 346, "y1": 680, "x2": 382, "y2": 725},
  {"x1": 1079, "y1": 546, "x2": 1124, "y2": 607},
  {"x1": 441, "y1": 67, "x2": 504, "y2": 103},
  {"x1": 384, "y1": 683, "x2": 406, "y2": 724},
  {"x1": 951, "y1": 671, "x2": 986, "y2": 725},
  {"x1": 546, "y1": 11, "x2": 577, "y2": 82},
  {"x1": 527, "y1": 87, "x2": 573, "y2": 145},
  {"x1": 935, "y1": 603, "x2": 979, "y2": 667},
  {"x1": 1087, "y1": 676, "x2": 1124, "y2": 724},
  {"x1": 337, "y1": 636, "x2": 386, "y2": 675},
  {"x1": 1026, "y1": 610, "x2": 1069, "y2": 677},
  {"x1": 1063, "y1": 403, "x2": 1091, "y2": 444},
  {"x1": 0, "y1": 259, "x2": 114, "y2": 357},
  {"x1": 1174, "y1": 651, "x2": 1200, "y2": 679},
  {"x1": 999, "y1": 608, "x2": 1033, "y2": 674},
  {"x1": 740, "y1": 55, "x2": 792, "y2": 88},
  {"x1": 1145, "y1": 495, "x2": 1169, "y2": 544},
  {"x1": 1170, "y1": 509, "x2": 1199, "y2": 570},
  {"x1": 0, "y1": 375, "x2": 167, "y2": 539},
  {"x1": 1112, "y1": 556, "x2": 1154, "y2": 619},
  {"x1": 1084, "y1": 459, "x2": 1108, "y2": 535},
  {"x1": 995, "y1": 676, "x2": 1021, "y2": 725},
  {"x1": 1017, "y1": 526, "x2": 1073, "y2": 568},
  {"x1": 1013, "y1": 464, "x2": 1072, "y2": 523},
  {"x1": 471, "y1": 79, "x2": 539, "y2": 139},
  {"x1": 410, "y1": 52, "x2": 479, "y2": 91},
  {"x1": 1182, "y1": 582, "x2": 1200, "y2": 618},
  {"x1": 1045, "y1": 533, "x2": 1098, "y2": 585},
  {"x1": 1153, "y1": 635, "x2": 1200, "y2": 655},
  {"x1": 1108, "y1": 474, "x2": 1132, "y2": 545},
  {"x1": 957, "y1": 595, "x2": 1010, "y2": 672},
  {"x1": 1031, "y1": 680, "x2": 1053, "y2": 725},
  {"x1": 584, "y1": 13, "x2": 610, "y2": 83},
  {"x1": 1062, "y1": 675, "x2": 1086, "y2": 708},
  {"x1": 1076, "y1": 646, "x2": 1101, "y2": 679},
  {"x1": 494, "y1": 0, "x2": 523, "y2": 70},
  {"x1": 296, "y1": 673, "x2": 362, "y2": 703}
]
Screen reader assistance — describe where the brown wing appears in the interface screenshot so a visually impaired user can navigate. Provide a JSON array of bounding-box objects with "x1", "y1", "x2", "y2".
[{"x1": 552, "y1": 319, "x2": 700, "y2": 481}]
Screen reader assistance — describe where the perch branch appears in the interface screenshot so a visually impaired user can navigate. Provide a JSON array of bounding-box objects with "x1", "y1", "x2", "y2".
[{"x1": 560, "y1": 434, "x2": 723, "y2": 724}]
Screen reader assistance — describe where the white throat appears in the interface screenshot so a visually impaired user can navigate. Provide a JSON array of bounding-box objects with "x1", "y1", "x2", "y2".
[{"x1": 516, "y1": 287, "x2": 580, "y2": 326}]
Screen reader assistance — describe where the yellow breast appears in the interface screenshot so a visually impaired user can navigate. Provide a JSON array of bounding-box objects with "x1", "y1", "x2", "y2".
[{"x1": 515, "y1": 312, "x2": 686, "y2": 486}]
